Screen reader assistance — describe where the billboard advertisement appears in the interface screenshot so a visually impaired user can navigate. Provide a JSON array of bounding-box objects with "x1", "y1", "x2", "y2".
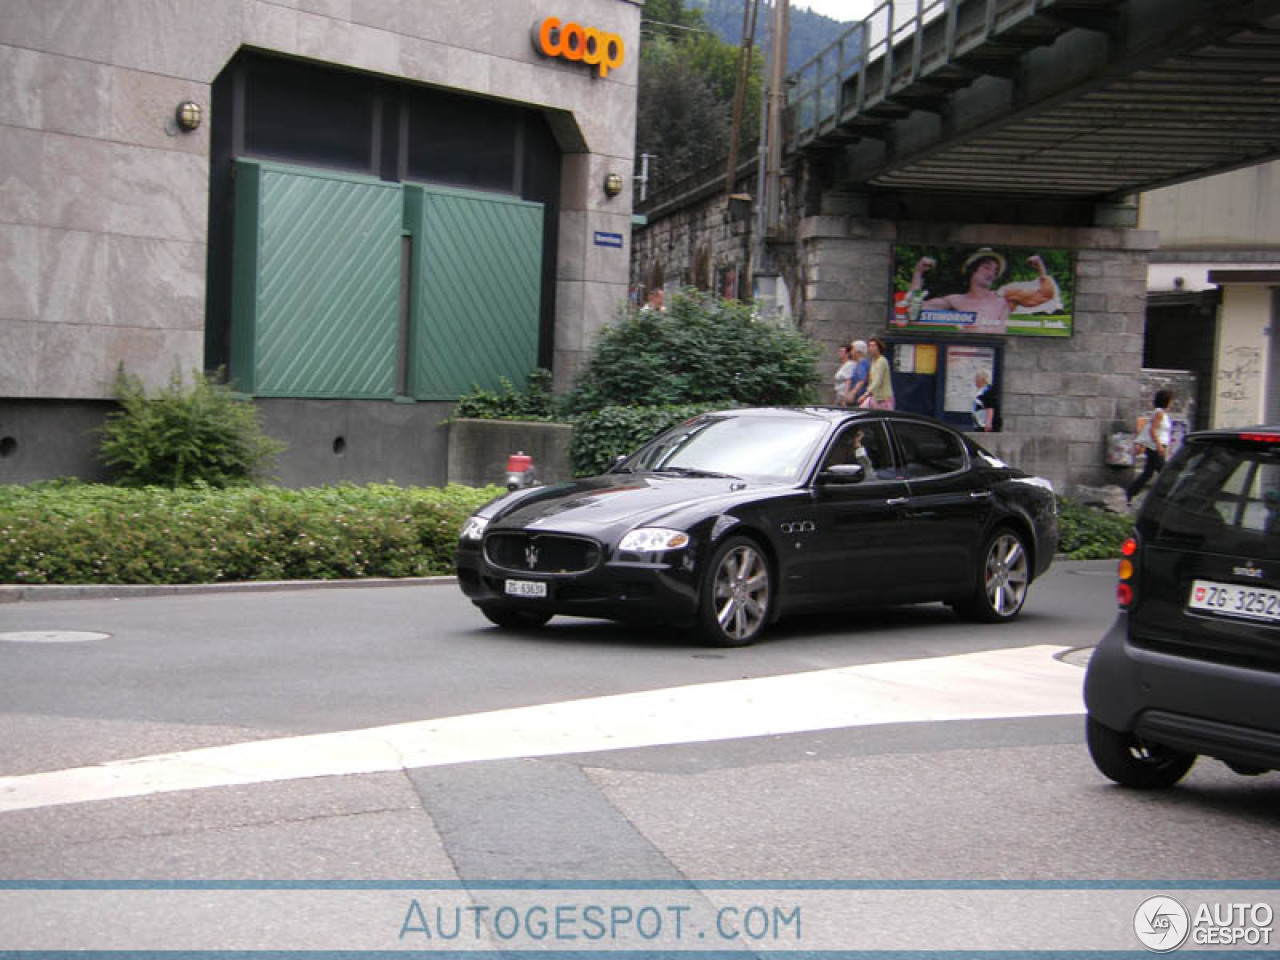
[{"x1": 891, "y1": 243, "x2": 1076, "y2": 337}]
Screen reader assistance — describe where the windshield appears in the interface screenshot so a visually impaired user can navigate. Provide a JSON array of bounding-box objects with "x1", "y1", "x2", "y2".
[{"x1": 618, "y1": 415, "x2": 828, "y2": 483}]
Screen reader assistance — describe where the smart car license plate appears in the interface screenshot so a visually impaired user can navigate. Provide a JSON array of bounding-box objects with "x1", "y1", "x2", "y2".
[
  {"x1": 1188, "y1": 580, "x2": 1280, "y2": 622},
  {"x1": 505, "y1": 579, "x2": 548, "y2": 598}
]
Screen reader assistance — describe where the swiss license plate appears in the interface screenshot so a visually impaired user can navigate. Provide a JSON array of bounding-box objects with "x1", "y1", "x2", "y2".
[
  {"x1": 505, "y1": 579, "x2": 548, "y2": 599},
  {"x1": 1188, "y1": 579, "x2": 1280, "y2": 622}
]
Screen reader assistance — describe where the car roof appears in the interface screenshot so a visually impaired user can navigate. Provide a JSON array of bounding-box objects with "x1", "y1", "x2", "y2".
[
  {"x1": 1185, "y1": 425, "x2": 1280, "y2": 443},
  {"x1": 703, "y1": 406, "x2": 956, "y2": 428}
]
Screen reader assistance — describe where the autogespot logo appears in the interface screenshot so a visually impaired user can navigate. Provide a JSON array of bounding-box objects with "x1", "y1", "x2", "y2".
[{"x1": 1135, "y1": 896, "x2": 1191, "y2": 952}]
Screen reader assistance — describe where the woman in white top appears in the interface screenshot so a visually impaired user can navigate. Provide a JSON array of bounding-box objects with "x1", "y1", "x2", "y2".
[
  {"x1": 832, "y1": 343, "x2": 855, "y2": 405},
  {"x1": 1127, "y1": 389, "x2": 1173, "y2": 505}
]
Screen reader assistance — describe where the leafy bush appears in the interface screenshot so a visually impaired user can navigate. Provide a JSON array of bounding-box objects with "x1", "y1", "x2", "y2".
[
  {"x1": 453, "y1": 369, "x2": 557, "y2": 421},
  {"x1": 0, "y1": 482, "x2": 501, "y2": 585},
  {"x1": 569, "y1": 403, "x2": 726, "y2": 477},
  {"x1": 1057, "y1": 498, "x2": 1133, "y2": 559},
  {"x1": 562, "y1": 289, "x2": 820, "y2": 414},
  {"x1": 99, "y1": 368, "x2": 285, "y2": 487}
]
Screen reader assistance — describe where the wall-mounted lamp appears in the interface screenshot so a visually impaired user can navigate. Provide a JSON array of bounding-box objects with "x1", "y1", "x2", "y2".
[
  {"x1": 175, "y1": 100, "x2": 202, "y2": 132},
  {"x1": 603, "y1": 172, "x2": 624, "y2": 197}
]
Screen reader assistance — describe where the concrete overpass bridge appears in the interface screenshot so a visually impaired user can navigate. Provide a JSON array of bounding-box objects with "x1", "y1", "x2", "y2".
[
  {"x1": 786, "y1": 0, "x2": 1280, "y2": 215},
  {"x1": 630, "y1": 0, "x2": 1280, "y2": 493}
]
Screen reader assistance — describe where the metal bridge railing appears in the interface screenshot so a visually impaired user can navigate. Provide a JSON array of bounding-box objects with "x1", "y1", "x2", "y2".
[{"x1": 786, "y1": 0, "x2": 983, "y2": 150}]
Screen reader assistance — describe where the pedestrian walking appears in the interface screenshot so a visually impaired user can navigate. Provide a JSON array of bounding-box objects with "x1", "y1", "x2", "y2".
[
  {"x1": 865, "y1": 337, "x2": 895, "y2": 410},
  {"x1": 1127, "y1": 389, "x2": 1173, "y2": 505}
]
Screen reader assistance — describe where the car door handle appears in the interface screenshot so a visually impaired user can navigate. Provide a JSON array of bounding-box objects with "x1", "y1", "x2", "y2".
[
  {"x1": 886, "y1": 497, "x2": 908, "y2": 505},
  {"x1": 970, "y1": 490, "x2": 992, "y2": 499}
]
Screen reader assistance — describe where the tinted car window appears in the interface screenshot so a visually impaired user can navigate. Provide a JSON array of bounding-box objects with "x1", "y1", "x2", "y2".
[
  {"x1": 1154, "y1": 441, "x2": 1280, "y2": 556},
  {"x1": 893, "y1": 422, "x2": 967, "y2": 478}
]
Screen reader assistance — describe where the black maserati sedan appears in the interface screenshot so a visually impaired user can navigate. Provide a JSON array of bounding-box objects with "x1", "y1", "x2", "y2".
[{"x1": 456, "y1": 408, "x2": 1058, "y2": 646}]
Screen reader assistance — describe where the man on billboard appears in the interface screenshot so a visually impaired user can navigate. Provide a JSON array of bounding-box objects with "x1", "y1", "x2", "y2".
[{"x1": 906, "y1": 247, "x2": 1058, "y2": 334}]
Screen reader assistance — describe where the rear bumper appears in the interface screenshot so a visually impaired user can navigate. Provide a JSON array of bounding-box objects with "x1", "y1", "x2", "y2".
[{"x1": 1085, "y1": 613, "x2": 1280, "y2": 770}]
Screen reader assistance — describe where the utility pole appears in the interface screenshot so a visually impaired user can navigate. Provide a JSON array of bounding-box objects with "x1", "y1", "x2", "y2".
[
  {"x1": 751, "y1": 0, "x2": 789, "y2": 321},
  {"x1": 725, "y1": 0, "x2": 759, "y2": 195},
  {"x1": 764, "y1": 0, "x2": 788, "y2": 238}
]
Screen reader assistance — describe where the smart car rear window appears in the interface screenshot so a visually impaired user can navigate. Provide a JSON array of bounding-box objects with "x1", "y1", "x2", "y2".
[{"x1": 1152, "y1": 440, "x2": 1280, "y2": 555}]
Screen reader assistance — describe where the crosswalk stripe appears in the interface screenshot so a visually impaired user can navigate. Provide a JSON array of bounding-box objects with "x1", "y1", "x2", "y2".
[{"x1": 0, "y1": 645, "x2": 1083, "y2": 814}]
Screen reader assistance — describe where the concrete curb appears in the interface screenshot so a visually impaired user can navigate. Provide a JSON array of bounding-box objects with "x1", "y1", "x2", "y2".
[{"x1": 0, "y1": 576, "x2": 457, "y2": 604}]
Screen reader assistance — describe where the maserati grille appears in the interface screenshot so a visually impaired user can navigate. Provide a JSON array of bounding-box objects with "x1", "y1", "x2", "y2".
[{"x1": 484, "y1": 533, "x2": 601, "y2": 575}]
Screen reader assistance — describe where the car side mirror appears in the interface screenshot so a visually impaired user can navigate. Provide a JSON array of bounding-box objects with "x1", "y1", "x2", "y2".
[{"x1": 819, "y1": 463, "x2": 865, "y2": 485}]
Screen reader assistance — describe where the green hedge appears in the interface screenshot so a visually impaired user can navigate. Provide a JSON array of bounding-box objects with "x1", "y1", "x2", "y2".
[
  {"x1": 0, "y1": 485, "x2": 1133, "y2": 587},
  {"x1": 0, "y1": 482, "x2": 502, "y2": 585},
  {"x1": 1056, "y1": 497, "x2": 1133, "y2": 560},
  {"x1": 562, "y1": 290, "x2": 821, "y2": 414}
]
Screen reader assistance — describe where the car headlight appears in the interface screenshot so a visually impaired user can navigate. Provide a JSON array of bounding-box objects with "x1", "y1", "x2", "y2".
[
  {"x1": 618, "y1": 527, "x2": 691, "y2": 552},
  {"x1": 459, "y1": 515, "x2": 489, "y2": 541}
]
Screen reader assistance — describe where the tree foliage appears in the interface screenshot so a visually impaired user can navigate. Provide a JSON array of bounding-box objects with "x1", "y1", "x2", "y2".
[{"x1": 637, "y1": 1, "x2": 762, "y2": 194}]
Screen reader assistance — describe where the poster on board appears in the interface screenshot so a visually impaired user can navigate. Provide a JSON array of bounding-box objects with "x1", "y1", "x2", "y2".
[
  {"x1": 891, "y1": 243, "x2": 1076, "y2": 337},
  {"x1": 944, "y1": 345, "x2": 997, "y2": 417}
]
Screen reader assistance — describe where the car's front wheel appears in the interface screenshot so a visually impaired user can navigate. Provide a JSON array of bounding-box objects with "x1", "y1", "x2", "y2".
[
  {"x1": 697, "y1": 536, "x2": 773, "y2": 647},
  {"x1": 480, "y1": 606, "x2": 552, "y2": 630},
  {"x1": 958, "y1": 527, "x2": 1030, "y2": 622},
  {"x1": 1086, "y1": 716, "x2": 1196, "y2": 789}
]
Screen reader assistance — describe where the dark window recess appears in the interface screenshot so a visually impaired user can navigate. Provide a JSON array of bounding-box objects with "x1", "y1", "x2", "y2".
[
  {"x1": 406, "y1": 92, "x2": 519, "y2": 192},
  {"x1": 242, "y1": 57, "x2": 377, "y2": 172}
]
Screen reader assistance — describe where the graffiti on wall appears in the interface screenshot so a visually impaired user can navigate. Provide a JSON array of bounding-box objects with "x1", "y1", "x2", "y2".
[{"x1": 1217, "y1": 344, "x2": 1263, "y2": 426}]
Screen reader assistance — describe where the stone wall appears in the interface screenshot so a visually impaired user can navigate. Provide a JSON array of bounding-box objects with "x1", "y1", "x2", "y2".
[{"x1": 631, "y1": 193, "x2": 753, "y2": 300}]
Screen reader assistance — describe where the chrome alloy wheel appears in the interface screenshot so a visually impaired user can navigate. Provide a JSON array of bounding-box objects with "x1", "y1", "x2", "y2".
[
  {"x1": 984, "y1": 531, "x2": 1030, "y2": 618},
  {"x1": 711, "y1": 541, "x2": 771, "y2": 643}
]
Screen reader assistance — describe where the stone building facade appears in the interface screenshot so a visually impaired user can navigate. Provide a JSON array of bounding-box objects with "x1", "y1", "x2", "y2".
[{"x1": 1, "y1": 0, "x2": 642, "y2": 486}]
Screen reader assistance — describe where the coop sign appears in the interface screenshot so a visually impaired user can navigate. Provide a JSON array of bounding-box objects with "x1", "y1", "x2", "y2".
[{"x1": 533, "y1": 16, "x2": 625, "y2": 77}]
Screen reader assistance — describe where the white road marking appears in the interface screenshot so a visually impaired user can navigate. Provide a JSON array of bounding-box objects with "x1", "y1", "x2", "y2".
[{"x1": 0, "y1": 645, "x2": 1083, "y2": 814}]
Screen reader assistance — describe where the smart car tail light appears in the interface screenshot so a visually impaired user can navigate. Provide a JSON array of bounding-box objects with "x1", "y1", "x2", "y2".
[{"x1": 1117, "y1": 536, "x2": 1138, "y2": 609}]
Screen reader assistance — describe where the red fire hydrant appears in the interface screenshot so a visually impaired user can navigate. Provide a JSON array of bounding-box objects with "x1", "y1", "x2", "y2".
[{"x1": 505, "y1": 451, "x2": 537, "y2": 491}]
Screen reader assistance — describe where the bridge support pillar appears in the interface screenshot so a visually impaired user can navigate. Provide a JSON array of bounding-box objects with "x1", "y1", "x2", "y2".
[{"x1": 791, "y1": 210, "x2": 1160, "y2": 493}]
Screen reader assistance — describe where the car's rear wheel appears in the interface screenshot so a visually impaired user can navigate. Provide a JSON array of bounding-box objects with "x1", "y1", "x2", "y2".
[
  {"x1": 480, "y1": 606, "x2": 552, "y2": 630},
  {"x1": 958, "y1": 527, "x2": 1030, "y2": 622},
  {"x1": 697, "y1": 536, "x2": 772, "y2": 647},
  {"x1": 1086, "y1": 716, "x2": 1196, "y2": 789}
]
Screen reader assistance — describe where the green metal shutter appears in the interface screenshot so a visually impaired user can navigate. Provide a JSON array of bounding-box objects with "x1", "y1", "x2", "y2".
[
  {"x1": 404, "y1": 184, "x2": 544, "y2": 401},
  {"x1": 230, "y1": 160, "x2": 402, "y2": 398}
]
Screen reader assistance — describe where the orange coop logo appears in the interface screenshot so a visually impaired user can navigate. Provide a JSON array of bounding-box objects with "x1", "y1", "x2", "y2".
[{"x1": 534, "y1": 16, "x2": 625, "y2": 78}]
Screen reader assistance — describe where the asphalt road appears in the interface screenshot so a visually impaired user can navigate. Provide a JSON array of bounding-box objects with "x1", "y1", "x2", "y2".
[{"x1": 1, "y1": 561, "x2": 1278, "y2": 951}]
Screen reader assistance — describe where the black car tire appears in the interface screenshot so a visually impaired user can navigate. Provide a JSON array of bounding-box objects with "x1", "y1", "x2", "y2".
[
  {"x1": 480, "y1": 605, "x2": 552, "y2": 630},
  {"x1": 1086, "y1": 715, "x2": 1196, "y2": 789},
  {"x1": 957, "y1": 526, "x2": 1030, "y2": 622},
  {"x1": 697, "y1": 535, "x2": 773, "y2": 647}
]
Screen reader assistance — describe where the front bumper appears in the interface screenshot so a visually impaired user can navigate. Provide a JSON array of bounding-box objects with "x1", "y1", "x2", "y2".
[
  {"x1": 455, "y1": 540, "x2": 701, "y2": 628},
  {"x1": 1084, "y1": 612, "x2": 1280, "y2": 770}
]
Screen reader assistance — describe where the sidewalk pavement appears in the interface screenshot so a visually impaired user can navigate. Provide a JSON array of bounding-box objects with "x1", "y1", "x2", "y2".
[{"x1": 0, "y1": 576, "x2": 456, "y2": 604}]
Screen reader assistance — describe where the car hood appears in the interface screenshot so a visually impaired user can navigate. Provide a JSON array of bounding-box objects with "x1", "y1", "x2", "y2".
[{"x1": 489, "y1": 473, "x2": 765, "y2": 533}]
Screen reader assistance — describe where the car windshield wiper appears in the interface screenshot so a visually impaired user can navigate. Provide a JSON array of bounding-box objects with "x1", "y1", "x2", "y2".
[{"x1": 651, "y1": 466, "x2": 740, "y2": 480}]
